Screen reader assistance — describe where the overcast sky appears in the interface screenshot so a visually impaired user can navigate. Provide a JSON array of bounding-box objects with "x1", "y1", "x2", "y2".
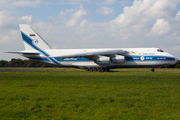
[{"x1": 1, "y1": 0, "x2": 180, "y2": 61}]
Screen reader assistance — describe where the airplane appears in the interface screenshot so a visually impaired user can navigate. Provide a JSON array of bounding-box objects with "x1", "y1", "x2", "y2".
[{"x1": 6, "y1": 24, "x2": 178, "y2": 72}]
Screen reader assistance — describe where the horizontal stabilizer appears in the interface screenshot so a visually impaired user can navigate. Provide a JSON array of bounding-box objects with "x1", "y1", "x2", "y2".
[{"x1": 5, "y1": 51, "x2": 40, "y2": 55}]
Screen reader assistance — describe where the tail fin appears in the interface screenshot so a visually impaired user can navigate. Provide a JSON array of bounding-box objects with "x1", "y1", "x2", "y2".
[{"x1": 19, "y1": 24, "x2": 52, "y2": 51}]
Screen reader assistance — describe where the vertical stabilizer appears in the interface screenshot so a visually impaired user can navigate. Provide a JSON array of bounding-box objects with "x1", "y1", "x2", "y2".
[{"x1": 19, "y1": 24, "x2": 51, "y2": 51}]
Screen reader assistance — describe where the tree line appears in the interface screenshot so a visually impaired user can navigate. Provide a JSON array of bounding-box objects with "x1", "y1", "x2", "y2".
[
  {"x1": 0, "y1": 58, "x2": 58, "y2": 67},
  {"x1": 0, "y1": 58, "x2": 180, "y2": 68}
]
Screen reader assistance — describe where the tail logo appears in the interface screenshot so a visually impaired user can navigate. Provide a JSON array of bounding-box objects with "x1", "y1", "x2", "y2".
[{"x1": 33, "y1": 39, "x2": 39, "y2": 45}]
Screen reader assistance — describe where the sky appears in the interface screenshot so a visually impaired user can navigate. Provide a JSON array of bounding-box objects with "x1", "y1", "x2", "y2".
[{"x1": 1, "y1": 0, "x2": 180, "y2": 61}]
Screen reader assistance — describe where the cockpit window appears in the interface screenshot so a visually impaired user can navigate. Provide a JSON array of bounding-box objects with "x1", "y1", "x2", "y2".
[{"x1": 157, "y1": 49, "x2": 164, "y2": 52}]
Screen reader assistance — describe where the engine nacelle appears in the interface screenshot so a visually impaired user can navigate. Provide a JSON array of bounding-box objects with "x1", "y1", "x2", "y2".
[
  {"x1": 94, "y1": 56, "x2": 110, "y2": 65},
  {"x1": 111, "y1": 55, "x2": 125, "y2": 64}
]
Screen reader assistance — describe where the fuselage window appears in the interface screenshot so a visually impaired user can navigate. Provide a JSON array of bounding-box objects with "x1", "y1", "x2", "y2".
[{"x1": 157, "y1": 49, "x2": 164, "y2": 52}]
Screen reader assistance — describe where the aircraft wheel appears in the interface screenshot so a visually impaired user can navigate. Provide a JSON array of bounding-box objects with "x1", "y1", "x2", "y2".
[
  {"x1": 98, "y1": 68, "x2": 102, "y2": 72},
  {"x1": 86, "y1": 68, "x2": 89, "y2": 71},
  {"x1": 107, "y1": 68, "x2": 110, "y2": 72},
  {"x1": 151, "y1": 68, "x2": 155, "y2": 72},
  {"x1": 102, "y1": 68, "x2": 106, "y2": 72},
  {"x1": 90, "y1": 68, "x2": 93, "y2": 71},
  {"x1": 94, "y1": 68, "x2": 98, "y2": 72}
]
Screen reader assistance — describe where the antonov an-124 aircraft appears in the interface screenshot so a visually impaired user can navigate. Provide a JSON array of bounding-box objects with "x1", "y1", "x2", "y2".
[{"x1": 7, "y1": 24, "x2": 178, "y2": 72}]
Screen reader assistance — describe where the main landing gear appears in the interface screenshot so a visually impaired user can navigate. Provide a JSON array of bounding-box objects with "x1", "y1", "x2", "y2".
[{"x1": 86, "y1": 67, "x2": 110, "y2": 72}]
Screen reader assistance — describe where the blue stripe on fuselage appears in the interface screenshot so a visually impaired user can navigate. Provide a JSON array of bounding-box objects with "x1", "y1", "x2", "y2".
[
  {"x1": 38, "y1": 56, "x2": 175, "y2": 62},
  {"x1": 54, "y1": 57, "x2": 92, "y2": 61},
  {"x1": 28, "y1": 55, "x2": 175, "y2": 62},
  {"x1": 125, "y1": 56, "x2": 175, "y2": 61}
]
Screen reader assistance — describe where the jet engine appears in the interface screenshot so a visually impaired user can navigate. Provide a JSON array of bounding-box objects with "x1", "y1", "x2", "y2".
[
  {"x1": 111, "y1": 55, "x2": 125, "y2": 63},
  {"x1": 94, "y1": 56, "x2": 110, "y2": 65}
]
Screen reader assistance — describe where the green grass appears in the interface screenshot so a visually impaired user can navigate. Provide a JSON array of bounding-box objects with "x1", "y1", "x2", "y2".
[{"x1": 0, "y1": 68, "x2": 180, "y2": 119}]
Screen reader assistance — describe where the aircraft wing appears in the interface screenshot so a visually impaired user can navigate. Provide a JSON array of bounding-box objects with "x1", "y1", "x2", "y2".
[{"x1": 52, "y1": 49, "x2": 127, "y2": 59}]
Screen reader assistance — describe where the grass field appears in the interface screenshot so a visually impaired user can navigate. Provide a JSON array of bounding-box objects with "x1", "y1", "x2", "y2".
[{"x1": 0, "y1": 68, "x2": 180, "y2": 119}]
